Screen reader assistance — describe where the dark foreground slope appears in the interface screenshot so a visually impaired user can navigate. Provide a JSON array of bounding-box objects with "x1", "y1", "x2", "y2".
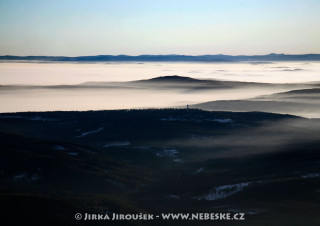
[{"x1": 0, "y1": 109, "x2": 320, "y2": 225}]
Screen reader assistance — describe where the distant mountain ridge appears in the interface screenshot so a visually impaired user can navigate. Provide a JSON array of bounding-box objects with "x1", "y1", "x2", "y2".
[
  {"x1": 1, "y1": 54, "x2": 320, "y2": 62},
  {"x1": 136, "y1": 75, "x2": 201, "y2": 83}
]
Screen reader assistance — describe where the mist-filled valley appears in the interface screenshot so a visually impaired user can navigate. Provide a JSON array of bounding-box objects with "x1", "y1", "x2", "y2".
[
  {"x1": 1, "y1": 61, "x2": 320, "y2": 118},
  {"x1": 1, "y1": 61, "x2": 320, "y2": 225}
]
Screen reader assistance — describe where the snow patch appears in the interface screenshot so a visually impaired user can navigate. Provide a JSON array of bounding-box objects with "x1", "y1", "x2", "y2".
[
  {"x1": 156, "y1": 149, "x2": 179, "y2": 157},
  {"x1": 0, "y1": 115, "x2": 55, "y2": 121},
  {"x1": 197, "y1": 182, "x2": 252, "y2": 201},
  {"x1": 301, "y1": 173, "x2": 320, "y2": 179},
  {"x1": 0, "y1": 115, "x2": 23, "y2": 119},
  {"x1": 196, "y1": 167, "x2": 204, "y2": 173},
  {"x1": 13, "y1": 173, "x2": 41, "y2": 182},
  {"x1": 13, "y1": 173, "x2": 27, "y2": 181},
  {"x1": 76, "y1": 127, "x2": 104, "y2": 137},
  {"x1": 53, "y1": 145, "x2": 68, "y2": 151},
  {"x1": 161, "y1": 117, "x2": 185, "y2": 122},
  {"x1": 169, "y1": 195, "x2": 180, "y2": 199},
  {"x1": 228, "y1": 208, "x2": 265, "y2": 215},
  {"x1": 26, "y1": 116, "x2": 54, "y2": 121},
  {"x1": 212, "y1": 119, "x2": 233, "y2": 123},
  {"x1": 196, "y1": 172, "x2": 320, "y2": 201},
  {"x1": 104, "y1": 141, "x2": 130, "y2": 147}
]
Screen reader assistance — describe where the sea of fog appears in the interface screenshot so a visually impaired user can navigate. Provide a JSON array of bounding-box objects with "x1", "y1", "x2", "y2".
[{"x1": 0, "y1": 61, "x2": 320, "y2": 114}]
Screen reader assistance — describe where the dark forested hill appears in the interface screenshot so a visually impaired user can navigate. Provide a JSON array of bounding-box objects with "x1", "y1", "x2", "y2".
[{"x1": 0, "y1": 109, "x2": 320, "y2": 225}]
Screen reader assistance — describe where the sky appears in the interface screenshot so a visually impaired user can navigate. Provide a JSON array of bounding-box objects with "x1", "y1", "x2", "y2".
[{"x1": 0, "y1": 0, "x2": 319, "y2": 56}]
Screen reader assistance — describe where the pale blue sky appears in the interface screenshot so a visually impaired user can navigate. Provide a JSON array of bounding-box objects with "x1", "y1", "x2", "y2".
[{"x1": 0, "y1": 0, "x2": 319, "y2": 56}]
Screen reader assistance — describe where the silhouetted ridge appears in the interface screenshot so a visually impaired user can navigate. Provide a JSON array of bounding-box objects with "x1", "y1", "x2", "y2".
[
  {"x1": 146, "y1": 75, "x2": 200, "y2": 82},
  {"x1": 276, "y1": 88, "x2": 320, "y2": 95}
]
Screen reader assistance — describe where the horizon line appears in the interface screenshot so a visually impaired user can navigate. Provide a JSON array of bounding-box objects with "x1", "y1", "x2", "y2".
[{"x1": 1, "y1": 53, "x2": 320, "y2": 58}]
